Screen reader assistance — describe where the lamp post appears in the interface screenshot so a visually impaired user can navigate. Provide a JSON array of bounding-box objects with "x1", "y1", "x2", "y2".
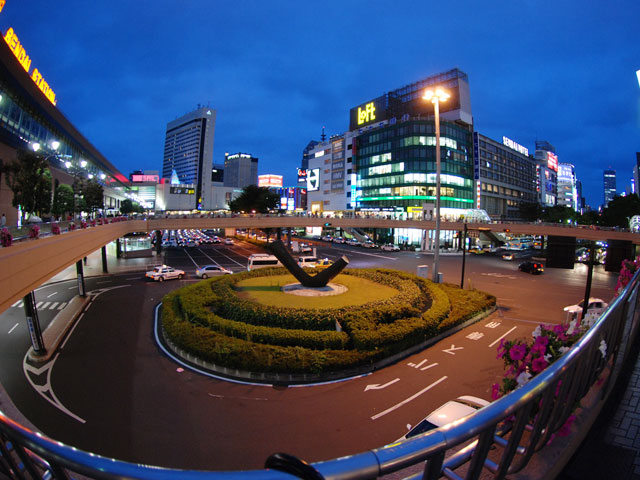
[{"x1": 423, "y1": 87, "x2": 450, "y2": 283}]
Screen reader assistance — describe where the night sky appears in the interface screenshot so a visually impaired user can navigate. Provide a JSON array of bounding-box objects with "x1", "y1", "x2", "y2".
[{"x1": 2, "y1": 1, "x2": 639, "y2": 209}]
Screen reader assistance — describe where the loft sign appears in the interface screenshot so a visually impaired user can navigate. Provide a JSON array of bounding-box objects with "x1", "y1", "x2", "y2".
[
  {"x1": 357, "y1": 102, "x2": 376, "y2": 125},
  {"x1": 3, "y1": 27, "x2": 57, "y2": 106}
]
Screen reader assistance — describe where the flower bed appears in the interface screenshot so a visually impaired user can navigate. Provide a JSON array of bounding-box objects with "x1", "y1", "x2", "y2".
[{"x1": 161, "y1": 268, "x2": 496, "y2": 375}]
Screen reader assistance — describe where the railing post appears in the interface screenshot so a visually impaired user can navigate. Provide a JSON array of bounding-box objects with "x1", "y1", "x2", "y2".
[{"x1": 23, "y1": 291, "x2": 45, "y2": 356}]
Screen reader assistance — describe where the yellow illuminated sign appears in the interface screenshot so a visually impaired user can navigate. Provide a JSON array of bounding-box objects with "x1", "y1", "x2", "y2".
[
  {"x1": 357, "y1": 102, "x2": 376, "y2": 125},
  {"x1": 3, "y1": 27, "x2": 57, "y2": 106}
]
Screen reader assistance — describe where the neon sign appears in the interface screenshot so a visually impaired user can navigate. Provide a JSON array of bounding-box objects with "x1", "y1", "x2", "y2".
[
  {"x1": 3, "y1": 27, "x2": 57, "y2": 105},
  {"x1": 357, "y1": 102, "x2": 376, "y2": 125},
  {"x1": 547, "y1": 152, "x2": 558, "y2": 172}
]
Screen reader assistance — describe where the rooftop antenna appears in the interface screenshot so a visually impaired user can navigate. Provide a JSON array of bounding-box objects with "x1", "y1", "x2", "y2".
[{"x1": 321, "y1": 126, "x2": 326, "y2": 142}]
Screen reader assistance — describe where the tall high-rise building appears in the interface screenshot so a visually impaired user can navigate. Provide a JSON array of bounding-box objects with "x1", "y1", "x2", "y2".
[
  {"x1": 603, "y1": 169, "x2": 617, "y2": 205},
  {"x1": 534, "y1": 140, "x2": 558, "y2": 207},
  {"x1": 633, "y1": 153, "x2": 640, "y2": 195},
  {"x1": 223, "y1": 153, "x2": 258, "y2": 188},
  {"x1": 163, "y1": 106, "x2": 216, "y2": 209}
]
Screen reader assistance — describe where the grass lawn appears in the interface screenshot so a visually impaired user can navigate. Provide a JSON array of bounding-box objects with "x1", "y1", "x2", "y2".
[{"x1": 234, "y1": 273, "x2": 399, "y2": 309}]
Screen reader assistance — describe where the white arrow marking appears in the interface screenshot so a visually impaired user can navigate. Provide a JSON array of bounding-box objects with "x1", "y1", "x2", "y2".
[
  {"x1": 364, "y1": 378, "x2": 400, "y2": 392},
  {"x1": 443, "y1": 344, "x2": 464, "y2": 355}
]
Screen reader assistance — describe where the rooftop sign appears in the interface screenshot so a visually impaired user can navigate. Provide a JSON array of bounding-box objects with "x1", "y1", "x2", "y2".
[
  {"x1": 502, "y1": 136, "x2": 528, "y2": 156},
  {"x1": 3, "y1": 27, "x2": 57, "y2": 105}
]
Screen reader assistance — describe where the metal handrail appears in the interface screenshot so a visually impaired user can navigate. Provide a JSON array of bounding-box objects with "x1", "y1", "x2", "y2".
[{"x1": 1, "y1": 268, "x2": 638, "y2": 479}]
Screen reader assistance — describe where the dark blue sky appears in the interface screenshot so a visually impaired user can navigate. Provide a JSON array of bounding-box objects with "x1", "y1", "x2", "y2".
[{"x1": 2, "y1": 1, "x2": 639, "y2": 208}]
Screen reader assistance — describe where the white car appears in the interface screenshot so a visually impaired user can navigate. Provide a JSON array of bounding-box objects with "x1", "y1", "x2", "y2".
[
  {"x1": 346, "y1": 239, "x2": 360, "y2": 246},
  {"x1": 195, "y1": 265, "x2": 232, "y2": 278},
  {"x1": 297, "y1": 256, "x2": 318, "y2": 268},
  {"x1": 564, "y1": 297, "x2": 609, "y2": 322},
  {"x1": 380, "y1": 243, "x2": 400, "y2": 252},
  {"x1": 224, "y1": 238, "x2": 234, "y2": 245},
  {"x1": 398, "y1": 396, "x2": 490, "y2": 441},
  {"x1": 361, "y1": 241, "x2": 377, "y2": 249},
  {"x1": 332, "y1": 237, "x2": 345, "y2": 244},
  {"x1": 298, "y1": 243, "x2": 313, "y2": 253},
  {"x1": 145, "y1": 265, "x2": 185, "y2": 282}
]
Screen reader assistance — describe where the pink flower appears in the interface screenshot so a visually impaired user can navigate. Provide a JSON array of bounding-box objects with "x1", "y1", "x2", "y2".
[
  {"x1": 553, "y1": 324, "x2": 565, "y2": 335},
  {"x1": 509, "y1": 344, "x2": 527, "y2": 361},
  {"x1": 496, "y1": 338, "x2": 507, "y2": 359},
  {"x1": 491, "y1": 383, "x2": 501, "y2": 400},
  {"x1": 531, "y1": 356, "x2": 548, "y2": 373},
  {"x1": 531, "y1": 343, "x2": 546, "y2": 356},
  {"x1": 535, "y1": 335, "x2": 549, "y2": 347}
]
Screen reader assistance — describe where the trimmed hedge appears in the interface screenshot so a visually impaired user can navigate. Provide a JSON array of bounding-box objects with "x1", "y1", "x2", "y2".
[{"x1": 161, "y1": 268, "x2": 495, "y2": 374}]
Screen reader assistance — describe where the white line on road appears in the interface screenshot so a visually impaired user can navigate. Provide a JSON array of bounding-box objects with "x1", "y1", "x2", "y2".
[
  {"x1": 47, "y1": 292, "x2": 57, "y2": 298},
  {"x1": 489, "y1": 326, "x2": 518, "y2": 348},
  {"x1": 182, "y1": 248, "x2": 200, "y2": 268},
  {"x1": 49, "y1": 302, "x2": 59, "y2": 310},
  {"x1": 371, "y1": 376, "x2": 448, "y2": 420},
  {"x1": 334, "y1": 248, "x2": 397, "y2": 260},
  {"x1": 364, "y1": 378, "x2": 400, "y2": 391},
  {"x1": 41, "y1": 302, "x2": 51, "y2": 309},
  {"x1": 8, "y1": 323, "x2": 19, "y2": 334},
  {"x1": 209, "y1": 248, "x2": 246, "y2": 267},
  {"x1": 57, "y1": 302, "x2": 67, "y2": 310},
  {"x1": 11, "y1": 300, "x2": 21, "y2": 307}
]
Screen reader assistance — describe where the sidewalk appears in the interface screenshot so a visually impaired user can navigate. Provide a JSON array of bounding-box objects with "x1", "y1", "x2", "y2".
[{"x1": 560, "y1": 338, "x2": 640, "y2": 479}]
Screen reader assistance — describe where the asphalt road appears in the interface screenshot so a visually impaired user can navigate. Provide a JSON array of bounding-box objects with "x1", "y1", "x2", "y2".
[{"x1": 0, "y1": 238, "x2": 618, "y2": 470}]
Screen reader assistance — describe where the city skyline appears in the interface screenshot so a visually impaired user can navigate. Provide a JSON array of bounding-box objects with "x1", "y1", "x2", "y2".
[{"x1": 1, "y1": 1, "x2": 638, "y2": 209}]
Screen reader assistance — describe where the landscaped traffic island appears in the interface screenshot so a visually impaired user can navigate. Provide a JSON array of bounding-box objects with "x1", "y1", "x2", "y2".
[{"x1": 160, "y1": 268, "x2": 495, "y2": 381}]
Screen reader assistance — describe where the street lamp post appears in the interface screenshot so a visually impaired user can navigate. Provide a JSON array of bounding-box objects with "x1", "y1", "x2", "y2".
[{"x1": 423, "y1": 87, "x2": 450, "y2": 283}]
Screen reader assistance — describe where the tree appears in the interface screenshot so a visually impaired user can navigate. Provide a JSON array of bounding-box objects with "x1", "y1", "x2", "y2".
[
  {"x1": 1, "y1": 150, "x2": 52, "y2": 221},
  {"x1": 52, "y1": 184, "x2": 75, "y2": 219},
  {"x1": 228, "y1": 185, "x2": 280, "y2": 213},
  {"x1": 542, "y1": 205, "x2": 578, "y2": 224},
  {"x1": 600, "y1": 194, "x2": 640, "y2": 228},
  {"x1": 83, "y1": 179, "x2": 104, "y2": 215},
  {"x1": 518, "y1": 202, "x2": 543, "y2": 222},
  {"x1": 120, "y1": 199, "x2": 135, "y2": 215}
]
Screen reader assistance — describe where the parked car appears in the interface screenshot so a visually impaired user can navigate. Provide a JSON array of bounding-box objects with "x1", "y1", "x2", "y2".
[
  {"x1": 346, "y1": 238, "x2": 360, "y2": 246},
  {"x1": 518, "y1": 261, "x2": 544, "y2": 274},
  {"x1": 502, "y1": 253, "x2": 515, "y2": 261},
  {"x1": 468, "y1": 246, "x2": 485, "y2": 254},
  {"x1": 332, "y1": 237, "x2": 345, "y2": 244},
  {"x1": 224, "y1": 238, "x2": 234, "y2": 245},
  {"x1": 563, "y1": 297, "x2": 609, "y2": 322},
  {"x1": 145, "y1": 265, "x2": 185, "y2": 282},
  {"x1": 321, "y1": 235, "x2": 333, "y2": 242},
  {"x1": 398, "y1": 396, "x2": 490, "y2": 441},
  {"x1": 195, "y1": 265, "x2": 232, "y2": 278},
  {"x1": 380, "y1": 243, "x2": 400, "y2": 252},
  {"x1": 361, "y1": 241, "x2": 377, "y2": 249},
  {"x1": 211, "y1": 236, "x2": 222, "y2": 243},
  {"x1": 317, "y1": 258, "x2": 333, "y2": 266},
  {"x1": 297, "y1": 256, "x2": 318, "y2": 268}
]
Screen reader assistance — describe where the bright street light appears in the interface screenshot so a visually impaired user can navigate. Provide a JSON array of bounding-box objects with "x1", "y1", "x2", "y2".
[
  {"x1": 51, "y1": 140, "x2": 60, "y2": 150},
  {"x1": 423, "y1": 87, "x2": 450, "y2": 283},
  {"x1": 32, "y1": 142, "x2": 40, "y2": 152},
  {"x1": 80, "y1": 160, "x2": 87, "y2": 168}
]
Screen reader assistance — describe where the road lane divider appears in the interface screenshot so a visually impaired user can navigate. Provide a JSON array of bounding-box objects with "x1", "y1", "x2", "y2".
[{"x1": 371, "y1": 376, "x2": 448, "y2": 420}]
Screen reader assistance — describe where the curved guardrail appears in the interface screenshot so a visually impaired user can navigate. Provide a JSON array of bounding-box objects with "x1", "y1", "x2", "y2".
[{"x1": 1, "y1": 218, "x2": 638, "y2": 479}]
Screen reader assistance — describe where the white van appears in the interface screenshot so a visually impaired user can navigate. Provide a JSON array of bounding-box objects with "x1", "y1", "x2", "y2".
[
  {"x1": 297, "y1": 256, "x2": 318, "y2": 268},
  {"x1": 247, "y1": 254, "x2": 282, "y2": 271}
]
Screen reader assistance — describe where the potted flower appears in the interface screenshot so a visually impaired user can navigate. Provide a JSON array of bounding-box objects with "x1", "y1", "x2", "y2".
[
  {"x1": 0, "y1": 227, "x2": 12, "y2": 247},
  {"x1": 51, "y1": 223, "x2": 61, "y2": 235},
  {"x1": 28, "y1": 224, "x2": 40, "y2": 239}
]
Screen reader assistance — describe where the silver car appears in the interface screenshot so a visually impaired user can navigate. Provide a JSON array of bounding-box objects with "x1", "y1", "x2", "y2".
[{"x1": 195, "y1": 265, "x2": 233, "y2": 278}]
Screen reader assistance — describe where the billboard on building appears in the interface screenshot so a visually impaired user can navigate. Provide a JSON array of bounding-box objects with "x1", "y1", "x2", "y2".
[
  {"x1": 307, "y1": 168, "x2": 320, "y2": 191},
  {"x1": 558, "y1": 164, "x2": 573, "y2": 182},
  {"x1": 349, "y1": 96, "x2": 387, "y2": 130},
  {"x1": 258, "y1": 174, "x2": 283, "y2": 188},
  {"x1": 547, "y1": 152, "x2": 558, "y2": 172}
]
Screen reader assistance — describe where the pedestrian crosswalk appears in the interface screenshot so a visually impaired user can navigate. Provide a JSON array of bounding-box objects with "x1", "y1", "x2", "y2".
[{"x1": 11, "y1": 300, "x2": 67, "y2": 311}]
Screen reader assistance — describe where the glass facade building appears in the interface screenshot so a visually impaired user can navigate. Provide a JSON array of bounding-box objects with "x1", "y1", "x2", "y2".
[
  {"x1": 603, "y1": 169, "x2": 617, "y2": 206},
  {"x1": 354, "y1": 120, "x2": 474, "y2": 215}
]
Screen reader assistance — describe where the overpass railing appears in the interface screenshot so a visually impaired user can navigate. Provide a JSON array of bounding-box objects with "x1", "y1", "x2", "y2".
[{"x1": 1, "y1": 259, "x2": 639, "y2": 478}]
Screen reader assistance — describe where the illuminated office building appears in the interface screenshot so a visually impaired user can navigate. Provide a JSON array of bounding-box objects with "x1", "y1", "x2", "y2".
[
  {"x1": 557, "y1": 163, "x2": 578, "y2": 211},
  {"x1": 351, "y1": 69, "x2": 474, "y2": 219},
  {"x1": 534, "y1": 140, "x2": 558, "y2": 207},
  {"x1": 162, "y1": 106, "x2": 216, "y2": 209},
  {"x1": 223, "y1": 152, "x2": 258, "y2": 188},
  {"x1": 603, "y1": 169, "x2": 617, "y2": 206},
  {"x1": 474, "y1": 134, "x2": 537, "y2": 220}
]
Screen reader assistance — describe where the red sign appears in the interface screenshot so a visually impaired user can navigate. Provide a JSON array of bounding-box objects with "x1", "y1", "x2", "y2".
[
  {"x1": 546, "y1": 152, "x2": 558, "y2": 172},
  {"x1": 131, "y1": 174, "x2": 159, "y2": 183},
  {"x1": 259, "y1": 175, "x2": 283, "y2": 187}
]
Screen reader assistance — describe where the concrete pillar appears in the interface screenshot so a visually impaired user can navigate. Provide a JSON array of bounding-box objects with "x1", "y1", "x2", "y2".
[
  {"x1": 23, "y1": 291, "x2": 45, "y2": 356},
  {"x1": 76, "y1": 260, "x2": 86, "y2": 297},
  {"x1": 101, "y1": 245, "x2": 108, "y2": 273}
]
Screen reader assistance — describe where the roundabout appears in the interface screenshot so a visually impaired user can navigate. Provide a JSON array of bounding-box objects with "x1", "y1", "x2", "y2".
[{"x1": 158, "y1": 267, "x2": 497, "y2": 384}]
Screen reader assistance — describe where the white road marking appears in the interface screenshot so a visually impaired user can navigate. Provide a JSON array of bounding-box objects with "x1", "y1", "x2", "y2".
[
  {"x1": 489, "y1": 326, "x2": 518, "y2": 348},
  {"x1": 49, "y1": 302, "x2": 59, "y2": 310},
  {"x1": 442, "y1": 345, "x2": 464, "y2": 355},
  {"x1": 371, "y1": 376, "x2": 448, "y2": 420},
  {"x1": 36, "y1": 302, "x2": 43, "y2": 308},
  {"x1": 8, "y1": 323, "x2": 19, "y2": 334},
  {"x1": 466, "y1": 332, "x2": 484, "y2": 340},
  {"x1": 182, "y1": 248, "x2": 200, "y2": 268},
  {"x1": 209, "y1": 248, "x2": 246, "y2": 267},
  {"x1": 334, "y1": 248, "x2": 397, "y2": 260},
  {"x1": 485, "y1": 321, "x2": 501, "y2": 328},
  {"x1": 47, "y1": 292, "x2": 57, "y2": 298},
  {"x1": 40, "y1": 302, "x2": 51, "y2": 309},
  {"x1": 364, "y1": 378, "x2": 400, "y2": 391},
  {"x1": 420, "y1": 363, "x2": 438, "y2": 371},
  {"x1": 68, "y1": 286, "x2": 75, "y2": 290},
  {"x1": 408, "y1": 359, "x2": 428, "y2": 369},
  {"x1": 12, "y1": 300, "x2": 21, "y2": 307},
  {"x1": 57, "y1": 302, "x2": 67, "y2": 310}
]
